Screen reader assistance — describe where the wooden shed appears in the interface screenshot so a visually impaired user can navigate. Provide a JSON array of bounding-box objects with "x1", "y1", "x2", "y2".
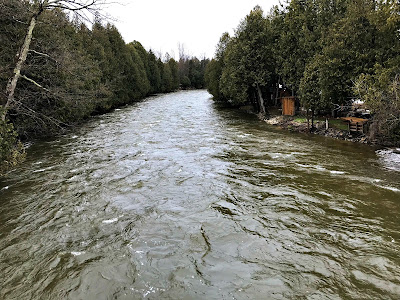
[{"x1": 282, "y1": 96, "x2": 296, "y2": 116}]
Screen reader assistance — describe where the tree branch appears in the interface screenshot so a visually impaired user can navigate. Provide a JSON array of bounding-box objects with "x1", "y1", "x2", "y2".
[
  {"x1": 20, "y1": 75, "x2": 50, "y2": 92},
  {"x1": 28, "y1": 49, "x2": 58, "y2": 63},
  {"x1": 11, "y1": 98, "x2": 68, "y2": 129},
  {"x1": 12, "y1": 16, "x2": 29, "y2": 25}
]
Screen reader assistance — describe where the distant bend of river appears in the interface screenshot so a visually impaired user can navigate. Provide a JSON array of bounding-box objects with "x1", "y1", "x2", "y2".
[{"x1": 1, "y1": 90, "x2": 400, "y2": 299}]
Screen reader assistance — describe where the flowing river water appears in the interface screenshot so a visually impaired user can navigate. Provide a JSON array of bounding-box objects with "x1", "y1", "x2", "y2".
[{"x1": 1, "y1": 90, "x2": 400, "y2": 299}]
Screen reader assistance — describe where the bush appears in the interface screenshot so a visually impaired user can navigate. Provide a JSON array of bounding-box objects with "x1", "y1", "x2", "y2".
[
  {"x1": 354, "y1": 70, "x2": 400, "y2": 144},
  {"x1": 0, "y1": 114, "x2": 25, "y2": 175}
]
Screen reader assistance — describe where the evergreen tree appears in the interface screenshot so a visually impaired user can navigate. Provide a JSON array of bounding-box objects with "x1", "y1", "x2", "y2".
[
  {"x1": 316, "y1": 0, "x2": 377, "y2": 106},
  {"x1": 161, "y1": 61, "x2": 174, "y2": 92},
  {"x1": 299, "y1": 54, "x2": 329, "y2": 129},
  {"x1": 167, "y1": 58, "x2": 180, "y2": 90},
  {"x1": 147, "y1": 50, "x2": 161, "y2": 93},
  {"x1": 1, "y1": 0, "x2": 105, "y2": 122},
  {"x1": 127, "y1": 43, "x2": 150, "y2": 98},
  {"x1": 277, "y1": 0, "x2": 319, "y2": 95},
  {"x1": 0, "y1": 0, "x2": 210, "y2": 171},
  {"x1": 205, "y1": 32, "x2": 230, "y2": 102},
  {"x1": 220, "y1": 6, "x2": 275, "y2": 114}
]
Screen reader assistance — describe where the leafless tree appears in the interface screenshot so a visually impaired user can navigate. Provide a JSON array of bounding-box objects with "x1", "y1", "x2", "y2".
[
  {"x1": 178, "y1": 42, "x2": 189, "y2": 62},
  {"x1": 1, "y1": 0, "x2": 107, "y2": 121}
]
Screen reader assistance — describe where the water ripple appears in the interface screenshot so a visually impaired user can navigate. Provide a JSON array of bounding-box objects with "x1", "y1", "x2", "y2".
[{"x1": 1, "y1": 90, "x2": 400, "y2": 299}]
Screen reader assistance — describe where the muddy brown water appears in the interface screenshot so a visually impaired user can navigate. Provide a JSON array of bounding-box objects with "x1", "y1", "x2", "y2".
[{"x1": 1, "y1": 90, "x2": 400, "y2": 299}]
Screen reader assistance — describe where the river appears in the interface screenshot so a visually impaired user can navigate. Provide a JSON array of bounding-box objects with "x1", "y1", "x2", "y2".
[{"x1": 1, "y1": 90, "x2": 400, "y2": 299}]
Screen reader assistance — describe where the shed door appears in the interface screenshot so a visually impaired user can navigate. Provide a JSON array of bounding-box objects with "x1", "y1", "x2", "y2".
[{"x1": 282, "y1": 98, "x2": 295, "y2": 116}]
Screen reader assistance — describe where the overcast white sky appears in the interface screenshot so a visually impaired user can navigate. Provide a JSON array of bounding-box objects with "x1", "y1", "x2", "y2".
[{"x1": 105, "y1": 0, "x2": 279, "y2": 59}]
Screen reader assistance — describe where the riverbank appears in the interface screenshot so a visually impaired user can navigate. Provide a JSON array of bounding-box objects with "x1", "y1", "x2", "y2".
[{"x1": 263, "y1": 114, "x2": 370, "y2": 144}]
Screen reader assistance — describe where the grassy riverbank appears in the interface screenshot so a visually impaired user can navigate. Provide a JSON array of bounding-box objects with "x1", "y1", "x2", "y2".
[
  {"x1": 264, "y1": 114, "x2": 370, "y2": 145},
  {"x1": 238, "y1": 105, "x2": 372, "y2": 145}
]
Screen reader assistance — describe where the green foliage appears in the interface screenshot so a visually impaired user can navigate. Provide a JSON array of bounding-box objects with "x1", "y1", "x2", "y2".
[
  {"x1": 293, "y1": 117, "x2": 307, "y2": 123},
  {"x1": 161, "y1": 62, "x2": 173, "y2": 92},
  {"x1": 219, "y1": 6, "x2": 276, "y2": 108},
  {"x1": 0, "y1": 0, "x2": 209, "y2": 171},
  {"x1": 329, "y1": 119, "x2": 349, "y2": 131},
  {"x1": 0, "y1": 0, "x2": 29, "y2": 95},
  {"x1": 299, "y1": 54, "x2": 331, "y2": 129},
  {"x1": 167, "y1": 58, "x2": 180, "y2": 91},
  {"x1": 205, "y1": 33, "x2": 230, "y2": 102},
  {"x1": 180, "y1": 76, "x2": 191, "y2": 89},
  {"x1": 188, "y1": 58, "x2": 203, "y2": 89},
  {"x1": 314, "y1": 0, "x2": 377, "y2": 105},
  {"x1": 277, "y1": 0, "x2": 318, "y2": 94},
  {"x1": 0, "y1": 114, "x2": 25, "y2": 175},
  {"x1": 355, "y1": 68, "x2": 400, "y2": 143},
  {"x1": 127, "y1": 43, "x2": 151, "y2": 98},
  {"x1": 205, "y1": 59, "x2": 224, "y2": 101},
  {"x1": 147, "y1": 50, "x2": 161, "y2": 94},
  {"x1": 219, "y1": 37, "x2": 248, "y2": 105},
  {"x1": 8, "y1": 9, "x2": 107, "y2": 135},
  {"x1": 299, "y1": 55, "x2": 323, "y2": 112},
  {"x1": 208, "y1": 0, "x2": 400, "y2": 142},
  {"x1": 177, "y1": 56, "x2": 209, "y2": 90}
]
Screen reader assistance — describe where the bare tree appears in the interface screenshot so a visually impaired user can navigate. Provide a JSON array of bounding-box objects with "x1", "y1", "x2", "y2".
[
  {"x1": 178, "y1": 42, "x2": 188, "y2": 62},
  {"x1": 1, "y1": 0, "x2": 107, "y2": 121}
]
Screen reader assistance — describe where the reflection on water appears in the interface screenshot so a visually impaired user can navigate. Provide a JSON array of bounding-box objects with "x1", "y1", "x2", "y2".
[{"x1": 1, "y1": 90, "x2": 400, "y2": 299}]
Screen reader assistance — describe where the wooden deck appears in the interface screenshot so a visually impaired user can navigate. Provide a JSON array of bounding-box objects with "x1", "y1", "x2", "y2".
[{"x1": 341, "y1": 117, "x2": 369, "y2": 133}]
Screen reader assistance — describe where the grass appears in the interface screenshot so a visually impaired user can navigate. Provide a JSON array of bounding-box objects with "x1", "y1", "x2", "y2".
[
  {"x1": 293, "y1": 117, "x2": 325, "y2": 123},
  {"x1": 293, "y1": 116, "x2": 349, "y2": 131},
  {"x1": 293, "y1": 117, "x2": 307, "y2": 123},
  {"x1": 329, "y1": 119, "x2": 348, "y2": 131}
]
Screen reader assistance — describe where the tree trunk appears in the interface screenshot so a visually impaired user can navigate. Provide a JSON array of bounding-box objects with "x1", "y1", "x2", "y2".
[
  {"x1": 311, "y1": 109, "x2": 315, "y2": 130},
  {"x1": 275, "y1": 76, "x2": 280, "y2": 106},
  {"x1": 250, "y1": 89, "x2": 258, "y2": 112},
  {"x1": 1, "y1": 13, "x2": 37, "y2": 121},
  {"x1": 256, "y1": 83, "x2": 266, "y2": 116}
]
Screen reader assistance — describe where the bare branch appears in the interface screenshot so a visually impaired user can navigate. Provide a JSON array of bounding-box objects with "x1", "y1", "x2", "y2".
[
  {"x1": 2, "y1": 0, "x2": 111, "y2": 121},
  {"x1": 20, "y1": 75, "x2": 50, "y2": 92},
  {"x1": 11, "y1": 96, "x2": 70, "y2": 129},
  {"x1": 28, "y1": 49, "x2": 58, "y2": 63},
  {"x1": 12, "y1": 17, "x2": 29, "y2": 25}
]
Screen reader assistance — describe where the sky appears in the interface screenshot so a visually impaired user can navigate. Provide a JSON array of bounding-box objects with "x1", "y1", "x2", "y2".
[{"x1": 105, "y1": 0, "x2": 279, "y2": 60}]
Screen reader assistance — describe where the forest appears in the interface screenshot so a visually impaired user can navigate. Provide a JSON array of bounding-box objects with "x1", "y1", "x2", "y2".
[
  {"x1": 1, "y1": 0, "x2": 400, "y2": 175},
  {"x1": 0, "y1": 0, "x2": 209, "y2": 174},
  {"x1": 205, "y1": 0, "x2": 400, "y2": 144}
]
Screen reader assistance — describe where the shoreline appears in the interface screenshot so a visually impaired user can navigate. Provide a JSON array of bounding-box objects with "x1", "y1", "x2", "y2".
[{"x1": 258, "y1": 113, "x2": 373, "y2": 145}]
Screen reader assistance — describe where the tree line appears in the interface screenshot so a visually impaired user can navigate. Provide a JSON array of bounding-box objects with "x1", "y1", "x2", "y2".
[
  {"x1": 0, "y1": 0, "x2": 209, "y2": 174},
  {"x1": 205, "y1": 0, "x2": 400, "y2": 143}
]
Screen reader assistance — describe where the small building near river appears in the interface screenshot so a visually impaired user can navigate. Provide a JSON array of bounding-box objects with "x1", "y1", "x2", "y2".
[{"x1": 282, "y1": 96, "x2": 296, "y2": 116}]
